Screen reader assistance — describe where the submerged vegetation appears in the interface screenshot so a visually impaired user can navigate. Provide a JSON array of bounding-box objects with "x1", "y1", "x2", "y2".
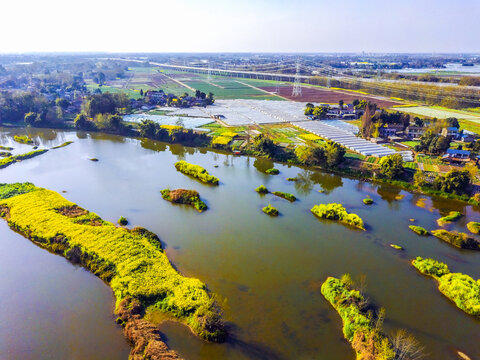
[
  {"x1": 412, "y1": 257, "x2": 480, "y2": 316},
  {"x1": 272, "y1": 191, "x2": 296, "y2": 202},
  {"x1": 161, "y1": 189, "x2": 207, "y2": 212},
  {"x1": 0, "y1": 149, "x2": 48, "y2": 169},
  {"x1": 255, "y1": 185, "x2": 269, "y2": 194},
  {"x1": 431, "y1": 229, "x2": 480, "y2": 250},
  {"x1": 437, "y1": 211, "x2": 462, "y2": 226},
  {"x1": 311, "y1": 203, "x2": 365, "y2": 230},
  {"x1": 262, "y1": 204, "x2": 279, "y2": 216},
  {"x1": 13, "y1": 135, "x2": 34, "y2": 144},
  {"x1": 175, "y1": 160, "x2": 219, "y2": 185},
  {"x1": 409, "y1": 225, "x2": 430, "y2": 236},
  {"x1": 0, "y1": 183, "x2": 225, "y2": 352}
]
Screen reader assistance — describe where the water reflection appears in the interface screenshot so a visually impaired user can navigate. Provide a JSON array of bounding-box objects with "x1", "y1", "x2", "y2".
[
  {"x1": 294, "y1": 169, "x2": 343, "y2": 195},
  {"x1": 253, "y1": 158, "x2": 274, "y2": 173}
]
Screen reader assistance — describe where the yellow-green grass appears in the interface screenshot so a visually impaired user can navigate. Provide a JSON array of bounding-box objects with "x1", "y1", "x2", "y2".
[
  {"x1": 272, "y1": 191, "x2": 296, "y2": 202},
  {"x1": 409, "y1": 225, "x2": 429, "y2": 236},
  {"x1": 174, "y1": 160, "x2": 219, "y2": 185},
  {"x1": 0, "y1": 149, "x2": 48, "y2": 169},
  {"x1": 262, "y1": 204, "x2": 279, "y2": 216},
  {"x1": 13, "y1": 135, "x2": 34, "y2": 144},
  {"x1": 321, "y1": 276, "x2": 395, "y2": 360},
  {"x1": 412, "y1": 257, "x2": 480, "y2": 316},
  {"x1": 211, "y1": 136, "x2": 232, "y2": 146},
  {"x1": 431, "y1": 229, "x2": 480, "y2": 250},
  {"x1": 51, "y1": 141, "x2": 73, "y2": 149},
  {"x1": 0, "y1": 183, "x2": 224, "y2": 341},
  {"x1": 467, "y1": 221, "x2": 480, "y2": 234},
  {"x1": 437, "y1": 211, "x2": 462, "y2": 226}
]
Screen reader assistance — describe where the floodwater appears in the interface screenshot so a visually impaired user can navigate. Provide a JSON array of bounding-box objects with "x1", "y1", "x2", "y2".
[{"x1": 0, "y1": 127, "x2": 479, "y2": 360}]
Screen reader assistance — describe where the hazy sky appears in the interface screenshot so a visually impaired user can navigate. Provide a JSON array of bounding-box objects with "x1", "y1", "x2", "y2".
[{"x1": 1, "y1": 0, "x2": 479, "y2": 53}]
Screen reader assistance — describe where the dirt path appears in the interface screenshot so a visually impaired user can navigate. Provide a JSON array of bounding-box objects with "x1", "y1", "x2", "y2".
[{"x1": 161, "y1": 73, "x2": 196, "y2": 92}]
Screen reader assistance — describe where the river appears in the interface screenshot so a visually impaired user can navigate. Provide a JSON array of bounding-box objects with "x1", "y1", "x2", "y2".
[{"x1": 0, "y1": 127, "x2": 479, "y2": 359}]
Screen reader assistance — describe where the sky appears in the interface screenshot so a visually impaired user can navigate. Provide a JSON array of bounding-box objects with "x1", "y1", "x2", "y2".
[{"x1": 1, "y1": 0, "x2": 479, "y2": 53}]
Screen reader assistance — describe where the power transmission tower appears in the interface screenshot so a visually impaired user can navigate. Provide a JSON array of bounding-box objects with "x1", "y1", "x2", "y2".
[{"x1": 292, "y1": 60, "x2": 302, "y2": 97}]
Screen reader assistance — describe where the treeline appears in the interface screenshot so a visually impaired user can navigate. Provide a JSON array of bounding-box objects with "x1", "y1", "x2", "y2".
[{"x1": 309, "y1": 76, "x2": 480, "y2": 109}]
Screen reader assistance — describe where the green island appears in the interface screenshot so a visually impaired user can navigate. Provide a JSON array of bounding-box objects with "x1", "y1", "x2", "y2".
[
  {"x1": 390, "y1": 244, "x2": 403, "y2": 250},
  {"x1": 161, "y1": 188, "x2": 208, "y2": 212},
  {"x1": 174, "y1": 160, "x2": 219, "y2": 185},
  {"x1": 286, "y1": 177, "x2": 297, "y2": 181},
  {"x1": 265, "y1": 168, "x2": 279, "y2": 175},
  {"x1": 363, "y1": 198, "x2": 374, "y2": 205},
  {"x1": 321, "y1": 276, "x2": 396, "y2": 359},
  {"x1": 0, "y1": 182, "x2": 225, "y2": 356},
  {"x1": 255, "y1": 185, "x2": 269, "y2": 194},
  {"x1": 409, "y1": 225, "x2": 430, "y2": 236},
  {"x1": 0, "y1": 151, "x2": 12, "y2": 157},
  {"x1": 467, "y1": 221, "x2": 480, "y2": 234},
  {"x1": 51, "y1": 141, "x2": 73, "y2": 149},
  {"x1": 0, "y1": 149, "x2": 49, "y2": 169},
  {"x1": 13, "y1": 135, "x2": 34, "y2": 144},
  {"x1": 412, "y1": 257, "x2": 480, "y2": 316},
  {"x1": 272, "y1": 191, "x2": 296, "y2": 202},
  {"x1": 437, "y1": 211, "x2": 463, "y2": 226},
  {"x1": 0, "y1": 145, "x2": 13, "y2": 151},
  {"x1": 262, "y1": 204, "x2": 279, "y2": 216},
  {"x1": 311, "y1": 203, "x2": 365, "y2": 230},
  {"x1": 431, "y1": 229, "x2": 480, "y2": 250},
  {"x1": 118, "y1": 216, "x2": 128, "y2": 226}
]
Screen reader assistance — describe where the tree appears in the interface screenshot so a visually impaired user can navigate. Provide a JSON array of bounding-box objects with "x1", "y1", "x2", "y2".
[
  {"x1": 323, "y1": 141, "x2": 345, "y2": 167},
  {"x1": 312, "y1": 106, "x2": 328, "y2": 119},
  {"x1": 360, "y1": 103, "x2": 375, "y2": 138},
  {"x1": 195, "y1": 90, "x2": 201, "y2": 98},
  {"x1": 445, "y1": 117, "x2": 459, "y2": 128},
  {"x1": 55, "y1": 98, "x2": 70, "y2": 110},
  {"x1": 433, "y1": 169, "x2": 471, "y2": 195},
  {"x1": 253, "y1": 134, "x2": 276, "y2": 157},
  {"x1": 74, "y1": 113, "x2": 90, "y2": 130},
  {"x1": 24, "y1": 112, "x2": 37, "y2": 126},
  {"x1": 379, "y1": 153, "x2": 404, "y2": 179},
  {"x1": 140, "y1": 89, "x2": 144, "y2": 96},
  {"x1": 97, "y1": 72, "x2": 106, "y2": 86},
  {"x1": 392, "y1": 330, "x2": 425, "y2": 360},
  {"x1": 295, "y1": 145, "x2": 325, "y2": 166},
  {"x1": 339, "y1": 99, "x2": 344, "y2": 109},
  {"x1": 413, "y1": 169, "x2": 427, "y2": 188}
]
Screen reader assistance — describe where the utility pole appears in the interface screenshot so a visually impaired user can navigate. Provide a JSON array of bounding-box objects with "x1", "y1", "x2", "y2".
[{"x1": 292, "y1": 59, "x2": 302, "y2": 97}]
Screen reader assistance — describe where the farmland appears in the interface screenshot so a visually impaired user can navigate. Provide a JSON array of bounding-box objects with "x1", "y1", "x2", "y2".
[{"x1": 389, "y1": 106, "x2": 480, "y2": 121}]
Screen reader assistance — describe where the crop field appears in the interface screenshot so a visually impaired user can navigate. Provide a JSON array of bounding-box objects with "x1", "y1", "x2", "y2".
[
  {"x1": 390, "y1": 106, "x2": 480, "y2": 121},
  {"x1": 260, "y1": 85, "x2": 403, "y2": 107}
]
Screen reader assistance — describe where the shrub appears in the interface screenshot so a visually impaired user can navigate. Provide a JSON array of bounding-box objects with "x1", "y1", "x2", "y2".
[
  {"x1": 412, "y1": 257, "x2": 480, "y2": 316},
  {"x1": 437, "y1": 211, "x2": 462, "y2": 226},
  {"x1": 161, "y1": 189, "x2": 208, "y2": 212},
  {"x1": 118, "y1": 216, "x2": 128, "y2": 226},
  {"x1": 272, "y1": 191, "x2": 296, "y2": 202},
  {"x1": 286, "y1": 177, "x2": 297, "y2": 181},
  {"x1": 262, "y1": 204, "x2": 279, "y2": 217},
  {"x1": 311, "y1": 203, "x2": 365, "y2": 230},
  {"x1": 467, "y1": 221, "x2": 480, "y2": 235},
  {"x1": 265, "y1": 168, "x2": 279, "y2": 175},
  {"x1": 431, "y1": 229, "x2": 480, "y2": 250},
  {"x1": 255, "y1": 185, "x2": 269, "y2": 194},
  {"x1": 175, "y1": 160, "x2": 219, "y2": 185},
  {"x1": 409, "y1": 225, "x2": 429, "y2": 236},
  {"x1": 363, "y1": 198, "x2": 373, "y2": 205}
]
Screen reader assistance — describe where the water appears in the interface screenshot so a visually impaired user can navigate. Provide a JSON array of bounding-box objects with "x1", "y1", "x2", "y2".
[{"x1": 0, "y1": 127, "x2": 479, "y2": 359}]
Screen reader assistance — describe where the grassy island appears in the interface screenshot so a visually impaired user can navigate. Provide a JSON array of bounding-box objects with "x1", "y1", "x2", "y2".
[
  {"x1": 412, "y1": 257, "x2": 480, "y2": 316},
  {"x1": 175, "y1": 160, "x2": 219, "y2": 185},
  {"x1": 255, "y1": 185, "x2": 269, "y2": 194},
  {"x1": 0, "y1": 183, "x2": 225, "y2": 356},
  {"x1": 51, "y1": 141, "x2": 73, "y2": 149},
  {"x1": 161, "y1": 189, "x2": 208, "y2": 212},
  {"x1": 437, "y1": 211, "x2": 462, "y2": 226},
  {"x1": 467, "y1": 221, "x2": 480, "y2": 235},
  {"x1": 265, "y1": 168, "x2": 279, "y2": 175},
  {"x1": 409, "y1": 225, "x2": 429, "y2": 236},
  {"x1": 272, "y1": 191, "x2": 296, "y2": 202},
  {"x1": 0, "y1": 145, "x2": 13, "y2": 151},
  {"x1": 0, "y1": 149, "x2": 48, "y2": 169},
  {"x1": 390, "y1": 244, "x2": 403, "y2": 250},
  {"x1": 363, "y1": 198, "x2": 373, "y2": 205},
  {"x1": 13, "y1": 135, "x2": 34, "y2": 144},
  {"x1": 262, "y1": 204, "x2": 279, "y2": 216},
  {"x1": 431, "y1": 229, "x2": 480, "y2": 250},
  {"x1": 118, "y1": 216, "x2": 128, "y2": 226},
  {"x1": 311, "y1": 203, "x2": 365, "y2": 230},
  {"x1": 321, "y1": 276, "x2": 395, "y2": 359}
]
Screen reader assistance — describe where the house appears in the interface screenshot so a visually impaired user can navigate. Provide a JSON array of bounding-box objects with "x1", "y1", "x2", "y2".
[
  {"x1": 441, "y1": 127, "x2": 459, "y2": 139},
  {"x1": 406, "y1": 126, "x2": 426, "y2": 139},
  {"x1": 461, "y1": 133, "x2": 475, "y2": 143},
  {"x1": 442, "y1": 148, "x2": 471, "y2": 162},
  {"x1": 379, "y1": 124, "x2": 404, "y2": 138}
]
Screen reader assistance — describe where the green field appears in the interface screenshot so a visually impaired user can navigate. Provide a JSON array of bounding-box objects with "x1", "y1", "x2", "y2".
[{"x1": 390, "y1": 106, "x2": 480, "y2": 121}]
